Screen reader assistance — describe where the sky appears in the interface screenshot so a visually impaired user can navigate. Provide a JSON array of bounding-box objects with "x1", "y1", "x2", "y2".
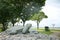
[
  {"x1": 15, "y1": 0, "x2": 60, "y2": 27},
  {"x1": 41, "y1": 0, "x2": 60, "y2": 27}
]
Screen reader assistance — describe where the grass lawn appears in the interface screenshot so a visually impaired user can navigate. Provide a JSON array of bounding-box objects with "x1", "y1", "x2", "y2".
[{"x1": 32, "y1": 28, "x2": 60, "y2": 35}]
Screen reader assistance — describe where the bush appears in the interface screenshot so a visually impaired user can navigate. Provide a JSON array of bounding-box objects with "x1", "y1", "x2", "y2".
[
  {"x1": 45, "y1": 26, "x2": 50, "y2": 31},
  {"x1": 0, "y1": 27, "x2": 3, "y2": 32}
]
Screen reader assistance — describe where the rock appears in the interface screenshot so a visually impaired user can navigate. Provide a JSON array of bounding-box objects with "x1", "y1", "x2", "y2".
[
  {"x1": 0, "y1": 33, "x2": 60, "y2": 40},
  {"x1": 2, "y1": 23, "x2": 32, "y2": 35},
  {"x1": 49, "y1": 35, "x2": 59, "y2": 40},
  {"x1": 22, "y1": 24, "x2": 32, "y2": 34},
  {"x1": 5, "y1": 25, "x2": 23, "y2": 35},
  {"x1": 30, "y1": 30, "x2": 39, "y2": 34}
]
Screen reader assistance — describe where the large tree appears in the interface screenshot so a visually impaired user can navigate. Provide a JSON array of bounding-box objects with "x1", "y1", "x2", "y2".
[
  {"x1": 31, "y1": 11, "x2": 48, "y2": 29},
  {"x1": 0, "y1": 0, "x2": 46, "y2": 31},
  {"x1": 20, "y1": 0, "x2": 46, "y2": 26},
  {"x1": 0, "y1": 0, "x2": 22, "y2": 31}
]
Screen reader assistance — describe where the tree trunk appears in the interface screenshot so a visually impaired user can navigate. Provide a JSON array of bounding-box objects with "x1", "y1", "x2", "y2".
[
  {"x1": 2, "y1": 22, "x2": 8, "y2": 31},
  {"x1": 11, "y1": 19, "x2": 16, "y2": 27},
  {"x1": 37, "y1": 20, "x2": 39, "y2": 29},
  {"x1": 23, "y1": 21, "x2": 25, "y2": 27},
  {"x1": 12, "y1": 23, "x2": 14, "y2": 26}
]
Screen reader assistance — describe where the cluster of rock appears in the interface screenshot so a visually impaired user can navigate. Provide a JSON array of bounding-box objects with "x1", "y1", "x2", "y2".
[
  {"x1": 0, "y1": 23, "x2": 60, "y2": 40},
  {"x1": 0, "y1": 33, "x2": 59, "y2": 40},
  {"x1": 3, "y1": 23, "x2": 32, "y2": 35}
]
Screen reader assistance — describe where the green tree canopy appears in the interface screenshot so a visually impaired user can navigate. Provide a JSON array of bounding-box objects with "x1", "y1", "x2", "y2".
[
  {"x1": 31, "y1": 11, "x2": 48, "y2": 29},
  {"x1": 19, "y1": 0, "x2": 46, "y2": 26},
  {"x1": 0, "y1": 0, "x2": 46, "y2": 31}
]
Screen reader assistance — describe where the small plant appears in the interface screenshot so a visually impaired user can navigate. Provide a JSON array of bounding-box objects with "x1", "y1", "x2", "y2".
[
  {"x1": 45, "y1": 26, "x2": 50, "y2": 31},
  {"x1": 0, "y1": 27, "x2": 3, "y2": 32}
]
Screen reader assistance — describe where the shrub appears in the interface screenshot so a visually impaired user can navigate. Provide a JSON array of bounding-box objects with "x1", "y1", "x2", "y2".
[{"x1": 45, "y1": 26, "x2": 50, "y2": 31}]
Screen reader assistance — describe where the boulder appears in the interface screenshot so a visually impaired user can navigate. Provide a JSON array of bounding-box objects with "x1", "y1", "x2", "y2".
[
  {"x1": 22, "y1": 24, "x2": 32, "y2": 34},
  {"x1": 4, "y1": 24, "x2": 32, "y2": 34},
  {"x1": 5, "y1": 25, "x2": 23, "y2": 35},
  {"x1": 30, "y1": 30, "x2": 38, "y2": 34}
]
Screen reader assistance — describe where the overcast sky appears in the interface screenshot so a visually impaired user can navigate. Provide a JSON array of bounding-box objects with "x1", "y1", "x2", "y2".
[{"x1": 41, "y1": 0, "x2": 60, "y2": 27}]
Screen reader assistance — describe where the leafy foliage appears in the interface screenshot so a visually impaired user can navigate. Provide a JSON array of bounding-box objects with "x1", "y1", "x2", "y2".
[
  {"x1": 20, "y1": 0, "x2": 46, "y2": 26},
  {"x1": 0, "y1": 0, "x2": 46, "y2": 30},
  {"x1": 31, "y1": 11, "x2": 48, "y2": 29},
  {"x1": 31, "y1": 11, "x2": 48, "y2": 21},
  {"x1": 45, "y1": 26, "x2": 50, "y2": 31}
]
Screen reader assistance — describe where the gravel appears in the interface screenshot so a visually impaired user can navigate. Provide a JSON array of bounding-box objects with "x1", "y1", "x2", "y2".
[{"x1": 0, "y1": 32, "x2": 60, "y2": 40}]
